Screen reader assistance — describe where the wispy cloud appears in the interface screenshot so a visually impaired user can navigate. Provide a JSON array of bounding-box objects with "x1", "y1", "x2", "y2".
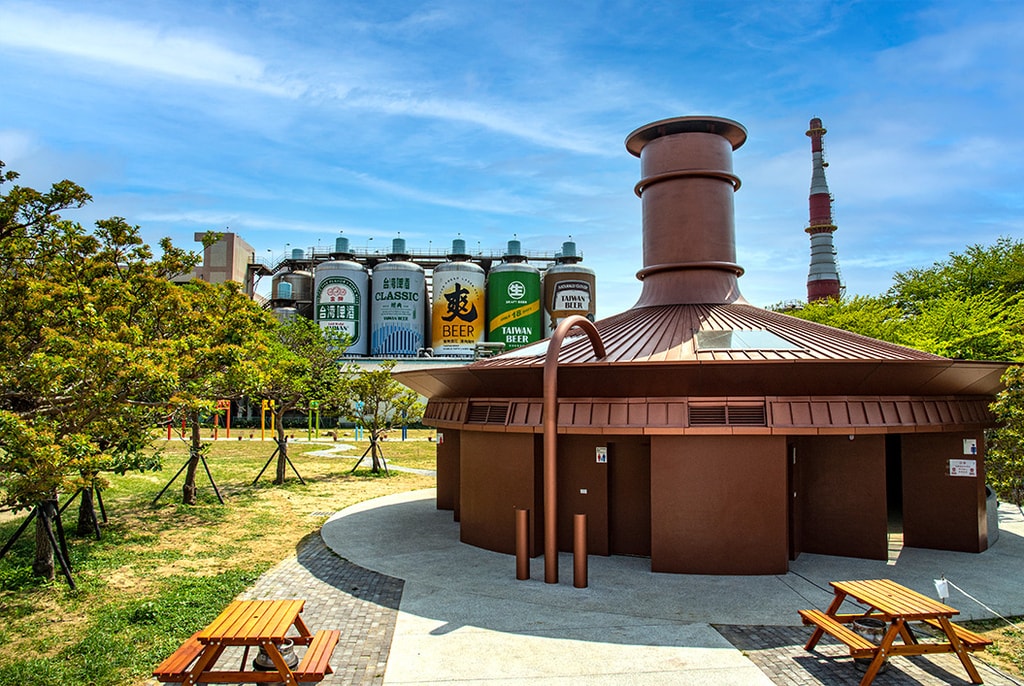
[{"x1": 0, "y1": 3, "x2": 305, "y2": 97}]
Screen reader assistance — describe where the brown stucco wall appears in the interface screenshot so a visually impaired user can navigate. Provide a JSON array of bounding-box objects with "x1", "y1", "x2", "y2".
[
  {"x1": 459, "y1": 431, "x2": 539, "y2": 555},
  {"x1": 902, "y1": 432, "x2": 987, "y2": 552},
  {"x1": 435, "y1": 429, "x2": 460, "y2": 516},
  {"x1": 794, "y1": 434, "x2": 888, "y2": 560},
  {"x1": 650, "y1": 435, "x2": 788, "y2": 574}
]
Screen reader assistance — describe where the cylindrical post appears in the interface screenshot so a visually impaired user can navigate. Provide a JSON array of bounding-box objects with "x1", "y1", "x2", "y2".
[
  {"x1": 573, "y1": 513, "x2": 588, "y2": 588},
  {"x1": 515, "y1": 508, "x2": 530, "y2": 580}
]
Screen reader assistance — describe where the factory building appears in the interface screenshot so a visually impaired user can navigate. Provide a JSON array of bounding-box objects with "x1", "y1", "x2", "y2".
[{"x1": 395, "y1": 116, "x2": 1007, "y2": 577}]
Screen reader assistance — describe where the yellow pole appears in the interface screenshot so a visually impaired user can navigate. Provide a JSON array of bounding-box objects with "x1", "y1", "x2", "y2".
[{"x1": 261, "y1": 399, "x2": 267, "y2": 440}]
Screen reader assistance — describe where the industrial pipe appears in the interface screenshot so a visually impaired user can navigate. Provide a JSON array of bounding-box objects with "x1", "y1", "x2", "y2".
[
  {"x1": 515, "y1": 508, "x2": 530, "y2": 581},
  {"x1": 543, "y1": 315, "x2": 606, "y2": 584},
  {"x1": 573, "y1": 513, "x2": 588, "y2": 589}
]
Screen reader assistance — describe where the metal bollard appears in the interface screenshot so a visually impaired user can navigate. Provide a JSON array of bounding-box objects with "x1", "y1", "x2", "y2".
[
  {"x1": 573, "y1": 513, "x2": 587, "y2": 588},
  {"x1": 515, "y1": 508, "x2": 530, "y2": 580}
]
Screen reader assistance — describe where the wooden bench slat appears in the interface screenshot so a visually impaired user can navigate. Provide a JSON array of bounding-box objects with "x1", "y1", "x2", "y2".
[
  {"x1": 920, "y1": 618, "x2": 993, "y2": 650},
  {"x1": 294, "y1": 629, "x2": 341, "y2": 681},
  {"x1": 153, "y1": 633, "x2": 204, "y2": 681},
  {"x1": 799, "y1": 609, "x2": 879, "y2": 657}
]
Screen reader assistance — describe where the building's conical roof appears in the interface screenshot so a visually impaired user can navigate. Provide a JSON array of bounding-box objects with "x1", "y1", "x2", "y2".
[{"x1": 395, "y1": 116, "x2": 1006, "y2": 409}]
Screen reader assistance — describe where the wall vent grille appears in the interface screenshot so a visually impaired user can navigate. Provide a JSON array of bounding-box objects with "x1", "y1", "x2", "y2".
[
  {"x1": 467, "y1": 402, "x2": 510, "y2": 425},
  {"x1": 689, "y1": 404, "x2": 766, "y2": 426}
]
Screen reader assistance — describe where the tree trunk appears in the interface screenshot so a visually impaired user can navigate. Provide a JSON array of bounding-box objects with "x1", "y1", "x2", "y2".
[
  {"x1": 274, "y1": 415, "x2": 287, "y2": 485},
  {"x1": 77, "y1": 486, "x2": 98, "y2": 537},
  {"x1": 370, "y1": 435, "x2": 382, "y2": 474},
  {"x1": 33, "y1": 510, "x2": 55, "y2": 581},
  {"x1": 183, "y1": 413, "x2": 202, "y2": 504}
]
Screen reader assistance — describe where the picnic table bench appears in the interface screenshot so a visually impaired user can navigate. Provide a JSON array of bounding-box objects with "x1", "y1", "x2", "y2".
[
  {"x1": 799, "y1": 579, "x2": 990, "y2": 686},
  {"x1": 153, "y1": 599, "x2": 339, "y2": 685}
]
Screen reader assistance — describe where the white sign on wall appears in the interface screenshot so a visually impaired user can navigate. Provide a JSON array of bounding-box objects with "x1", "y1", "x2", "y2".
[
  {"x1": 596, "y1": 446, "x2": 608, "y2": 464},
  {"x1": 948, "y1": 459, "x2": 977, "y2": 478},
  {"x1": 963, "y1": 438, "x2": 978, "y2": 455}
]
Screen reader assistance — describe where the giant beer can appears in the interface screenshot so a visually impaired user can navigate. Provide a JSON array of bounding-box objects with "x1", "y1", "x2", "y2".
[
  {"x1": 543, "y1": 242, "x2": 596, "y2": 335},
  {"x1": 314, "y1": 260, "x2": 369, "y2": 355},
  {"x1": 432, "y1": 260, "x2": 485, "y2": 357},
  {"x1": 371, "y1": 261, "x2": 426, "y2": 356},
  {"x1": 487, "y1": 262, "x2": 542, "y2": 350}
]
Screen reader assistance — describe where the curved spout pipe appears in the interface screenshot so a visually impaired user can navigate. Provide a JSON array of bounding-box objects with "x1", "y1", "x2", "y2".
[{"x1": 543, "y1": 315, "x2": 606, "y2": 584}]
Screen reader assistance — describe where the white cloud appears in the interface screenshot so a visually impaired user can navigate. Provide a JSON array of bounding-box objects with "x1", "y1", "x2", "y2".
[
  {"x1": 345, "y1": 91, "x2": 612, "y2": 156},
  {"x1": 0, "y1": 3, "x2": 304, "y2": 97}
]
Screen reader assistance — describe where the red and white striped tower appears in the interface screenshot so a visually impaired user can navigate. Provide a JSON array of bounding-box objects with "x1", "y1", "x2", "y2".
[{"x1": 805, "y1": 117, "x2": 842, "y2": 301}]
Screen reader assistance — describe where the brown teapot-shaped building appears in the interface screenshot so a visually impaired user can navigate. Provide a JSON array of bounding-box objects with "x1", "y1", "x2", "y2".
[{"x1": 395, "y1": 116, "x2": 1006, "y2": 576}]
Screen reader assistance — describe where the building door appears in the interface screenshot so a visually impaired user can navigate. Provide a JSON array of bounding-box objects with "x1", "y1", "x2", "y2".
[
  {"x1": 609, "y1": 439, "x2": 652, "y2": 556},
  {"x1": 788, "y1": 442, "x2": 800, "y2": 560},
  {"x1": 885, "y1": 434, "x2": 904, "y2": 558}
]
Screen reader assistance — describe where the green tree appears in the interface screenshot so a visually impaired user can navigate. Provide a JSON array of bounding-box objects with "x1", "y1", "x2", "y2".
[
  {"x1": 989, "y1": 366, "x2": 1024, "y2": 508},
  {"x1": 0, "y1": 164, "x2": 200, "y2": 579},
  {"x1": 244, "y1": 317, "x2": 349, "y2": 485},
  {"x1": 163, "y1": 276, "x2": 275, "y2": 504},
  {"x1": 888, "y1": 237, "x2": 1024, "y2": 314},
  {"x1": 778, "y1": 294, "x2": 908, "y2": 344},
  {"x1": 342, "y1": 361, "x2": 423, "y2": 473}
]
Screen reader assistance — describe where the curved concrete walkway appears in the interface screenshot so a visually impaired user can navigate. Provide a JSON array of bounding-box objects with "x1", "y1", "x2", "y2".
[{"x1": 320, "y1": 489, "x2": 1024, "y2": 685}]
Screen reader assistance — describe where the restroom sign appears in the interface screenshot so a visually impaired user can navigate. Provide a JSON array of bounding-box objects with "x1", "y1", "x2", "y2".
[
  {"x1": 596, "y1": 446, "x2": 608, "y2": 464},
  {"x1": 948, "y1": 459, "x2": 977, "y2": 478},
  {"x1": 963, "y1": 438, "x2": 978, "y2": 455}
]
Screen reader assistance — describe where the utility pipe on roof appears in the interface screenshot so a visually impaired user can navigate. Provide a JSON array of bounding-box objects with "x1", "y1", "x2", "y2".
[{"x1": 543, "y1": 315, "x2": 606, "y2": 584}]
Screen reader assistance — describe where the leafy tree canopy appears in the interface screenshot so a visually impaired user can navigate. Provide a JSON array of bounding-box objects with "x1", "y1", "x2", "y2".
[{"x1": 241, "y1": 316, "x2": 350, "y2": 484}]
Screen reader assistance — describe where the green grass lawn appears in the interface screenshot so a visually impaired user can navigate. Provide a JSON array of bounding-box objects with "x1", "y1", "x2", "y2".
[{"x1": 0, "y1": 431, "x2": 436, "y2": 686}]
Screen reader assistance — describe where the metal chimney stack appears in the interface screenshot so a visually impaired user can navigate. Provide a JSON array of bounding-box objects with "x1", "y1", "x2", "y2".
[
  {"x1": 805, "y1": 117, "x2": 842, "y2": 301},
  {"x1": 625, "y1": 116, "x2": 748, "y2": 306}
]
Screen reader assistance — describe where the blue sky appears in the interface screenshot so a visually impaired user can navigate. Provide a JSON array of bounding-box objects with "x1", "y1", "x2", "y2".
[{"x1": 2, "y1": 0, "x2": 1022, "y2": 316}]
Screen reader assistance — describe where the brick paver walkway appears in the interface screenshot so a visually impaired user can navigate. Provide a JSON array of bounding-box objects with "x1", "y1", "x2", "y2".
[
  {"x1": 716, "y1": 624, "x2": 1021, "y2": 686},
  {"x1": 238, "y1": 533, "x2": 403, "y2": 686}
]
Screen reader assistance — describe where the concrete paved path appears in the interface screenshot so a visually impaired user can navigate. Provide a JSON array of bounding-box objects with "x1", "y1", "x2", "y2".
[{"x1": 320, "y1": 489, "x2": 1024, "y2": 685}]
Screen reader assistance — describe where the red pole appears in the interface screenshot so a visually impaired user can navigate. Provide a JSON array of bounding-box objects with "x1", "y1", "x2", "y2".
[
  {"x1": 573, "y1": 513, "x2": 588, "y2": 588},
  {"x1": 515, "y1": 508, "x2": 530, "y2": 580}
]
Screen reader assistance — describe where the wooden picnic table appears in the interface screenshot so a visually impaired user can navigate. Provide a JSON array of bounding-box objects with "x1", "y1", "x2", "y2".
[
  {"x1": 799, "y1": 579, "x2": 991, "y2": 686},
  {"x1": 153, "y1": 598, "x2": 340, "y2": 685}
]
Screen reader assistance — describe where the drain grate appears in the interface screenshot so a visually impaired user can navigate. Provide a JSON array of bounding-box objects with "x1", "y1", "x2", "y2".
[{"x1": 308, "y1": 511, "x2": 334, "y2": 517}]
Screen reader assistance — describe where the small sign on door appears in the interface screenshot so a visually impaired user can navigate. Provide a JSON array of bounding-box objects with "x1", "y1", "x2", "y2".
[
  {"x1": 963, "y1": 438, "x2": 977, "y2": 455},
  {"x1": 948, "y1": 459, "x2": 977, "y2": 477},
  {"x1": 596, "y1": 446, "x2": 608, "y2": 464}
]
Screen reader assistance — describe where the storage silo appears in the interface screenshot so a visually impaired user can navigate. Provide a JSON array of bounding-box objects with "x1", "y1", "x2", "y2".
[
  {"x1": 431, "y1": 239, "x2": 485, "y2": 357},
  {"x1": 543, "y1": 240, "x2": 596, "y2": 335},
  {"x1": 487, "y1": 239, "x2": 542, "y2": 350},
  {"x1": 314, "y1": 239, "x2": 369, "y2": 355},
  {"x1": 371, "y1": 238, "x2": 426, "y2": 356},
  {"x1": 271, "y1": 282, "x2": 299, "y2": 323},
  {"x1": 273, "y1": 269, "x2": 313, "y2": 303}
]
